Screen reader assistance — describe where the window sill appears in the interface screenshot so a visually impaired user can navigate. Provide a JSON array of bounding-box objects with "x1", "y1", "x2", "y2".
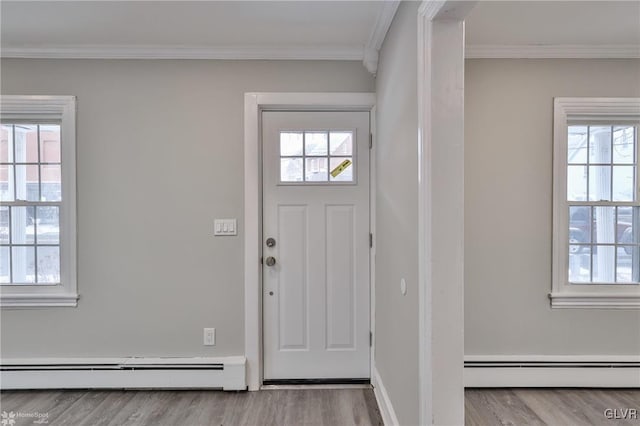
[
  {"x1": 549, "y1": 292, "x2": 640, "y2": 309},
  {"x1": 1, "y1": 293, "x2": 78, "y2": 308}
]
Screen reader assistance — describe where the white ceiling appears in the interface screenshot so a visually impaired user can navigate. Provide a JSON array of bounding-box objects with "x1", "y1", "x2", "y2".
[
  {"x1": 1, "y1": 1, "x2": 639, "y2": 61},
  {"x1": 466, "y1": 1, "x2": 640, "y2": 46},
  {"x1": 0, "y1": 1, "x2": 382, "y2": 50}
]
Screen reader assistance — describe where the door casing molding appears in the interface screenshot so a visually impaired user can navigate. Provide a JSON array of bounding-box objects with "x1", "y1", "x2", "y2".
[{"x1": 244, "y1": 93, "x2": 376, "y2": 390}]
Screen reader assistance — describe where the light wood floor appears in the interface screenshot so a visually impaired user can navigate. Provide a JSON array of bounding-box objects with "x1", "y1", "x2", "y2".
[
  {"x1": 0, "y1": 388, "x2": 383, "y2": 426},
  {"x1": 466, "y1": 388, "x2": 640, "y2": 426},
  {"x1": 1, "y1": 388, "x2": 639, "y2": 425}
]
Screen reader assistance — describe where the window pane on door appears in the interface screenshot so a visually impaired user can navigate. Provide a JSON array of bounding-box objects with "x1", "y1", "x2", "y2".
[
  {"x1": 281, "y1": 158, "x2": 303, "y2": 182},
  {"x1": 305, "y1": 132, "x2": 328, "y2": 156},
  {"x1": 330, "y1": 157, "x2": 353, "y2": 182},
  {"x1": 281, "y1": 132, "x2": 303, "y2": 156},
  {"x1": 305, "y1": 157, "x2": 328, "y2": 181},
  {"x1": 330, "y1": 132, "x2": 353, "y2": 156}
]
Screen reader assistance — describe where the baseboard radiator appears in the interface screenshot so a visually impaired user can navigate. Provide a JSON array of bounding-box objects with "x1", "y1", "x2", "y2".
[
  {"x1": 465, "y1": 357, "x2": 640, "y2": 388},
  {"x1": 0, "y1": 357, "x2": 246, "y2": 391}
]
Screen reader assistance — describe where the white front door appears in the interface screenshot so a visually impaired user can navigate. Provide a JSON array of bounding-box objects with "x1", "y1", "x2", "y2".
[{"x1": 262, "y1": 110, "x2": 370, "y2": 381}]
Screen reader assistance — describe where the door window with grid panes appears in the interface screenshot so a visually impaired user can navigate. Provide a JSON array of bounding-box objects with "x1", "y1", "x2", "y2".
[{"x1": 280, "y1": 131, "x2": 355, "y2": 183}]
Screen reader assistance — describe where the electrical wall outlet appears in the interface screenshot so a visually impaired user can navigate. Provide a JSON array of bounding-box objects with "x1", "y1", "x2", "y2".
[{"x1": 204, "y1": 328, "x2": 216, "y2": 346}]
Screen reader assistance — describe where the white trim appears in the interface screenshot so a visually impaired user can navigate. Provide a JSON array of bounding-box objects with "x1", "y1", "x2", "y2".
[
  {"x1": 465, "y1": 354, "x2": 640, "y2": 363},
  {"x1": 549, "y1": 293, "x2": 640, "y2": 309},
  {"x1": 0, "y1": 95, "x2": 78, "y2": 308},
  {"x1": 466, "y1": 44, "x2": 640, "y2": 59},
  {"x1": 1, "y1": 357, "x2": 246, "y2": 391},
  {"x1": 1, "y1": 45, "x2": 364, "y2": 61},
  {"x1": 464, "y1": 356, "x2": 640, "y2": 387},
  {"x1": 372, "y1": 367, "x2": 399, "y2": 426},
  {"x1": 552, "y1": 97, "x2": 640, "y2": 309},
  {"x1": 363, "y1": 0, "x2": 401, "y2": 74},
  {"x1": 243, "y1": 93, "x2": 376, "y2": 391},
  {"x1": 418, "y1": 1, "x2": 476, "y2": 425},
  {"x1": 370, "y1": 106, "x2": 377, "y2": 383}
]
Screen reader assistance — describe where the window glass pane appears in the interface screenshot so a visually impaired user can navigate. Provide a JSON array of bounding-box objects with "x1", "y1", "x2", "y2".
[
  {"x1": 329, "y1": 157, "x2": 353, "y2": 182},
  {"x1": 39, "y1": 125, "x2": 61, "y2": 163},
  {"x1": 0, "y1": 246, "x2": 9, "y2": 284},
  {"x1": 40, "y1": 164, "x2": 61, "y2": 201},
  {"x1": 589, "y1": 126, "x2": 612, "y2": 164},
  {"x1": 37, "y1": 246, "x2": 60, "y2": 284},
  {"x1": 592, "y1": 245, "x2": 616, "y2": 282},
  {"x1": 15, "y1": 164, "x2": 39, "y2": 201},
  {"x1": 618, "y1": 207, "x2": 639, "y2": 244},
  {"x1": 0, "y1": 165, "x2": 14, "y2": 202},
  {"x1": 11, "y1": 206, "x2": 35, "y2": 244},
  {"x1": 305, "y1": 132, "x2": 327, "y2": 156},
  {"x1": 588, "y1": 166, "x2": 611, "y2": 201},
  {"x1": 569, "y1": 206, "x2": 591, "y2": 244},
  {"x1": 612, "y1": 166, "x2": 635, "y2": 202},
  {"x1": 612, "y1": 126, "x2": 635, "y2": 164},
  {"x1": 569, "y1": 245, "x2": 591, "y2": 282},
  {"x1": 0, "y1": 206, "x2": 8, "y2": 245},
  {"x1": 593, "y1": 206, "x2": 615, "y2": 244},
  {"x1": 616, "y1": 246, "x2": 638, "y2": 283},
  {"x1": 568, "y1": 126, "x2": 588, "y2": 164},
  {"x1": 13, "y1": 124, "x2": 38, "y2": 163},
  {"x1": 36, "y1": 206, "x2": 59, "y2": 244},
  {"x1": 281, "y1": 158, "x2": 303, "y2": 182},
  {"x1": 1, "y1": 124, "x2": 13, "y2": 163},
  {"x1": 12, "y1": 246, "x2": 35, "y2": 283},
  {"x1": 305, "y1": 157, "x2": 328, "y2": 181},
  {"x1": 12, "y1": 207, "x2": 34, "y2": 244},
  {"x1": 567, "y1": 165, "x2": 587, "y2": 201},
  {"x1": 330, "y1": 132, "x2": 353, "y2": 156},
  {"x1": 280, "y1": 132, "x2": 303, "y2": 156}
]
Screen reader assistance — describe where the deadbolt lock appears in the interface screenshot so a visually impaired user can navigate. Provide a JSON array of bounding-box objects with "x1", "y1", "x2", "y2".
[{"x1": 266, "y1": 237, "x2": 276, "y2": 248}]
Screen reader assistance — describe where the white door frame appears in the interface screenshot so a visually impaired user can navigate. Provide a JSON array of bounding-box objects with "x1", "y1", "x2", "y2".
[
  {"x1": 417, "y1": 2, "x2": 476, "y2": 425},
  {"x1": 244, "y1": 93, "x2": 376, "y2": 391}
]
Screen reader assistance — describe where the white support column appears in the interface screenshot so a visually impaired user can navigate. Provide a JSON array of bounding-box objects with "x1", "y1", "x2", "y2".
[{"x1": 418, "y1": 2, "x2": 476, "y2": 425}]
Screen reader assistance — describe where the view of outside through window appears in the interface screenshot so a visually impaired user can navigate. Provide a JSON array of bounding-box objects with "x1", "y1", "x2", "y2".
[
  {"x1": 0, "y1": 124, "x2": 62, "y2": 284},
  {"x1": 567, "y1": 125, "x2": 639, "y2": 284},
  {"x1": 280, "y1": 131, "x2": 354, "y2": 183}
]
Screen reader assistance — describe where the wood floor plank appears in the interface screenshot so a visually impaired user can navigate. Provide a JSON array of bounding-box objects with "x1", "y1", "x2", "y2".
[{"x1": 464, "y1": 388, "x2": 546, "y2": 426}]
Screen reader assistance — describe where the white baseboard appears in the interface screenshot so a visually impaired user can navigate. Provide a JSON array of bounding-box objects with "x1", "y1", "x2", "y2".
[
  {"x1": 372, "y1": 367, "x2": 399, "y2": 426},
  {"x1": 0, "y1": 356, "x2": 246, "y2": 391},
  {"x1": 465, "y1": 355, "x2": 640, "y2": 388}
]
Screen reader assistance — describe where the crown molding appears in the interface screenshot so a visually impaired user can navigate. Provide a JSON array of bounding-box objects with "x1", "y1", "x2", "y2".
[
  {"x1": 0, "y1": 44, "x2": 364, "y2": 61},
  {"x1": 466, "y1": 44, "x2": 640, "y2": 59},
  {"x1": 363, "y1": 0, "x2": 400, "y2": 75}
]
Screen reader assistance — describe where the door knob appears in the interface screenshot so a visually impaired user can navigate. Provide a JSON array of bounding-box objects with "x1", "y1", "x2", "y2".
[
  {"x1": 265, "y1": 256, "x2": 276, "y2": 266},
  {"x1": 266, "y1": 237, "x2": 276, "y2": 248}
]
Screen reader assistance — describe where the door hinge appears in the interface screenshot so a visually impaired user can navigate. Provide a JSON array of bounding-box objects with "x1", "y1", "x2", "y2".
[
  {"x1": 369, "y1": 331, "x2": 373, "y2": 347},
  {"x1": 369, "y1": 133, "x2": 373, "y2": 149},
  {"x1": 369, "y1": 233, "x2": 373, "y2": 248}
]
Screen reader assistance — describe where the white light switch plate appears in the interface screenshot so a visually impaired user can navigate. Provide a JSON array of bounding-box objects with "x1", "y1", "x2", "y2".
[{"x1": 214, "y1": 219, "x2": 237, "y2": 236}]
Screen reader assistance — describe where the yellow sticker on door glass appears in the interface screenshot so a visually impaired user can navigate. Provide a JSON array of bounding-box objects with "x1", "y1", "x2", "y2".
[{"x1": 330, "y1": 159, "x2": 352, "y2": 178}]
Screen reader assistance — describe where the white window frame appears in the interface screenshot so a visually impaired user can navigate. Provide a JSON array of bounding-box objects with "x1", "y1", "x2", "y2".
[
  {"x1": 1, "y1": 95, "x2": 77, "y2": 307},
  {"x1": 552, "y1": 97, "x2": 640, "y2": 309}
]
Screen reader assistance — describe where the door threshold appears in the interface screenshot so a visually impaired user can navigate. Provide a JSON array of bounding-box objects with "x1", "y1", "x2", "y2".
[
  {"x1": 262, "y1": 383, "x2": 371, "y2": 390},
  {"x1": 263, "y1": 378, "x2": 369, "y2": 386}
]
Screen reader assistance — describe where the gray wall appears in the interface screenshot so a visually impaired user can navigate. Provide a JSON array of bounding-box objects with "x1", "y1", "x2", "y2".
[
  {"x1": 0, "y1": 59, "x2": 374, "y2": 358},
  {"x1": 375, "y1": 2, "x2": 420, "y2": 425},
  {"x1": 465, "y1": 59, "x2": 640, "y2": 356}
]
